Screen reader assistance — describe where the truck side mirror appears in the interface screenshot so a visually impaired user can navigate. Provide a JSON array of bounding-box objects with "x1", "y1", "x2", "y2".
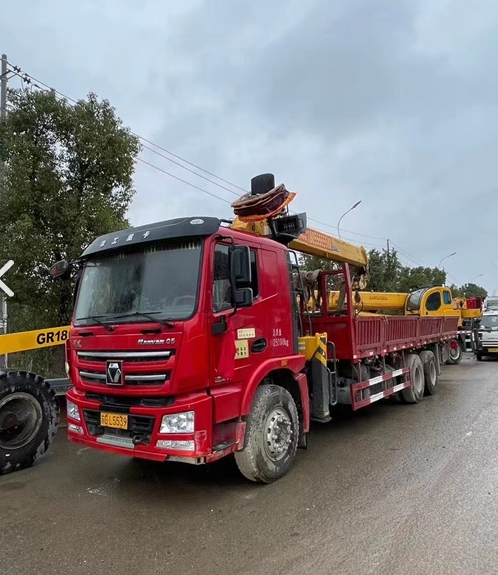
[
  {"x1": 230, "y1": 246, "x2": 251, "y2": 288},
  {"x1": 50, "y1": 260, "x2": 71, "y2": 279},
  {"x1": 230, "y1": 246, "x2": 253, "y2": 308}
]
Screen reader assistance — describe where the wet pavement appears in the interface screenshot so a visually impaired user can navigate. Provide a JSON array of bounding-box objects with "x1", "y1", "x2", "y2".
[{"x1": 1, "y1": 354, "x2": 498, "y2": 575}]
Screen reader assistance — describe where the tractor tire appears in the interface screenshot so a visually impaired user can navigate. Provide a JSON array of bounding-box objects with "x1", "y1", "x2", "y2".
[
  {"x1": 447, "y1": 341, "x2": 463, "y2": 365},
  {"x1": 401, "y1": 353, "x2": 425, "y2": 404},
  {"x1": 419, "y1": 350, "x2": 438, "y2": 395},
  {"x1": 235, "y1": 384, "x2": 299, "y2": 484},
  {"x1": 0, "y1": 371, "x2": 59, "y2": 475}
]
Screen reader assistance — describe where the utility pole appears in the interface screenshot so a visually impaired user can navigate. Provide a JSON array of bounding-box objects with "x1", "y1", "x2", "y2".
[{"x1": 1, "y1": 54, "x2": 8, "y2": 369}]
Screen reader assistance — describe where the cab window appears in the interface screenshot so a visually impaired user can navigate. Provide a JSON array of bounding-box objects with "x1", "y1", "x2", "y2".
[
  {"x1": 213, "y1": 244, "x2": 231, "y2": 312},
  {"x1": 426, "y1": 291, "x2": 442, "y2": 311},
  {"x1": 250, "y1": 249, "x2": 259, "y2": 298},
  {"x1": 443, "y1": 290, "x2": 452, "y2": 305}
]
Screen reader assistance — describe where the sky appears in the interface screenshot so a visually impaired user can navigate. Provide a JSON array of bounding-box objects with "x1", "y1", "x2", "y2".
[{"x1": 2, "y1": 0, "x2": 498, "y2": 292}]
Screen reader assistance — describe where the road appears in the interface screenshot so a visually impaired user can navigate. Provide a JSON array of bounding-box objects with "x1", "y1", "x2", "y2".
[{"x1": 1, "y1": 354, "x2": 498, "y2": 575}]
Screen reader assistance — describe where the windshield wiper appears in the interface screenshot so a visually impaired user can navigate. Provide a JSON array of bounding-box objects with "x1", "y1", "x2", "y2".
[
  {"x1": 110, "y1": 311, "x2": 175, "y2": 328},
  {"x1": 76, "y1": 315, "x2": 115, "y2": 332}
]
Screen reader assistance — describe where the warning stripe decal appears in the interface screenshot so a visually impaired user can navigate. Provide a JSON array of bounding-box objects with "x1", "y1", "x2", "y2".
[{"x1": 351, "y1": 367, "x2": 410, "y2": 411}]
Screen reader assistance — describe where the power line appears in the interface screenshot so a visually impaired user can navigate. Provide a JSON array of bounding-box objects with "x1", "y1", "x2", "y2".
[
  {"x1": 136, "y1": 158, "x2": 232, "y2": 205},
  {"x1": 7, "y1": 61, "x2": 247, "y2": 197},
  {"x1": 6, "y1": 60, "x2": 444, "y2": 272},
  {"x1": 139, "y1": 136, "x2": 246, "y2": 194},
  {"x1": 8, "y1": 63, "x2": 239, "y2": 207},
  {"x1": 306, "y1": 215, "x2": 387, "y2": 241},
  {"x1": 141, "y1": 143, "x2": 240, "y2": 197}
]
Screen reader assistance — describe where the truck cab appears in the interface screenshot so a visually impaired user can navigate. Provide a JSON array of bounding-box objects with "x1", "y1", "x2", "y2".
[
  {"x1": 406, "y1": 286, "x2": 458, "y2": 319},
  {"x1": 65, "y1": 216, "x2": 306, "y2": 481},
  {"x1": 474, "y1": 311, "x2": 498, "y2": 360}
]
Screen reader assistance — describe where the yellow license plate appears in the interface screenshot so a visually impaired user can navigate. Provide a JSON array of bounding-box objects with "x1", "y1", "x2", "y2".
[
  {"x1": 100, "y1": 412, "x2": 128, "y2": 430},
  {"x1": 489, "y1": 348, "x2": 498, "y2": 353}
]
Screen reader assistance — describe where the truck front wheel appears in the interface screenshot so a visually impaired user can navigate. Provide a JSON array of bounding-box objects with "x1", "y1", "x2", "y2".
[
  {"x1": 0, "y1": 371, "x2": 59, "y2": 475},
  {"x1": 401, "y1": 354, "x2": 425, "y2": 404},
  {"x1": 235, "y1": 384, "x2": 299, "y2": 483}
]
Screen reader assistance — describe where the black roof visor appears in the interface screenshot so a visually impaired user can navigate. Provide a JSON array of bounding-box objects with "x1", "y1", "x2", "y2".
[{"x1": 81, "y1": 217, "x2": 220, "y2": 257}]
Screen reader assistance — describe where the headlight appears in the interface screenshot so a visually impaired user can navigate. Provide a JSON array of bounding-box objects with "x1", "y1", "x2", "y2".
[
  {"x1": 156, "y1": 439, "x2": 195, "y2": 451},
  {"x1": 160, "y1": 411, "x2": 194, "y2": 434},
  {"x1": 67, "y1": 399, "x2": 80, "y2": 421}
]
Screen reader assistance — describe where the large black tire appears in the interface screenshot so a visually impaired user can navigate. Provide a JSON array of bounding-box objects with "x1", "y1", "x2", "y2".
[
  {"x1": 419, "y1": 350, "x2": 438, "y2": 395},
  {"x1": 447, "y1": 341, "x2": 463, "y2": 365},
  {"x1": 401, "y1": 354, "x2": 425, "y2": 404},
  {"x1": 0, "y1": 371, "x2": 59, "y2": 475},
  {"x1": 235, "y1": 384, "x2": 299, "y2": 483}
]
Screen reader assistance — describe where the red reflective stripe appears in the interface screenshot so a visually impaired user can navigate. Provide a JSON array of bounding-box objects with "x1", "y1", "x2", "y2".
[{"x1": 351, "y1": 367, "x2": 410, "y2": 410}]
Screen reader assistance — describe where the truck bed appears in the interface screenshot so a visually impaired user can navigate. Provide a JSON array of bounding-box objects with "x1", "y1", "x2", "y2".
[{"x1": 310, "y1": 314, "x2": 459, "y2": 361}]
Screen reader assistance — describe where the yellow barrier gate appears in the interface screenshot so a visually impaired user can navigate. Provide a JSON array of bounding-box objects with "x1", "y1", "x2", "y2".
[{"x1": 0, "y1": 326, "x2": 71, "y2": 355}]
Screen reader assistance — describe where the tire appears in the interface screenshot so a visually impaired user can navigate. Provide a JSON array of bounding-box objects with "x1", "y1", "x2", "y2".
[
  {"x1": 476, "y1": 353, "x2": 483, "y2": 361},
  {"x1": 235, "y1": 384, "x2": 299, "y2": 483},
  {"x1": 0, "y1": 371, "x2": 59, "y2": 475},
  {"x1": 447, "y1": 341, "x2": 463, "y2": 364},
  {"x1": 419, "y1": 350, "x2": 438, "y2": 395},
  {"x1": 401, "y1": 353, "x2": 425, "y2": 404}
]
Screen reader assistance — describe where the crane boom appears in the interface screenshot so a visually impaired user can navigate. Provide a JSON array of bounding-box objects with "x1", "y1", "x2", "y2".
[
  {"x1": 289, "y1": 227, "x2": 368, "y2": 268},
  {"x1": 231, "y1": 217, "x2": 368, "y2": 269}
]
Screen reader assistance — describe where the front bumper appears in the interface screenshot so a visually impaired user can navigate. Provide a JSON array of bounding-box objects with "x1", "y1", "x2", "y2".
[
  {"x1": 477, "y1": 346, "x2": 498, "y2": 355},
  {"x1": 66, "y1": 388, "x2": 237, "y2": 463}
]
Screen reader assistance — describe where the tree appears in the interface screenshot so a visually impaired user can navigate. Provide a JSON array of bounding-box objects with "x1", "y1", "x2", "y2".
[
  {"x1": 0, "y1": 89, "x2": 140, "y2": 375},
  {"x1": 456, "y1": 283, "x2": 487, "y2": 299},
  {"x1": 299, "y1": 253, "x2": 336, "y2": 271},
  {"x1": 396, "y1": 266, "x2": 446, "y2": 293}
]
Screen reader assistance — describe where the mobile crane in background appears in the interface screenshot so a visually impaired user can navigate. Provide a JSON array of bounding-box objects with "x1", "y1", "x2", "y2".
[
  {"x1": 53, "y1": 173, "x2": 461, "y2": 483},
  {"x1": 327, "y1": 287, "x2": 482, "y2": 363}
]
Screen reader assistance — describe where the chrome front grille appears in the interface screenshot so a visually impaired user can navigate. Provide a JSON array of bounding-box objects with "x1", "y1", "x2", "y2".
[
  {"x1": 79, "y1": 370, "x2": 170, "y2": 385},
  {"x1": 77, "y1": 350, "x2": 173, "y2": 362},
  {"x1": 77, "y1": 350, "x2": 173, "y2": 386}
]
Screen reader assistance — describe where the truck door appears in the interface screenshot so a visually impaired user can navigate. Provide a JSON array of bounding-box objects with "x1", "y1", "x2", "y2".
[
  {"x1": 423, "y1": 289, "x2": 442, "y2": 316},
  {"x1": 209, "y1": 241, "x2": 269, "y2": 407}
]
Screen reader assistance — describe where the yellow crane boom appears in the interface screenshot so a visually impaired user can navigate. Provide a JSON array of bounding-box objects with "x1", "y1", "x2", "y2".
[
  {"x1": 231, "y1": 217, "x2": 368, "y2": 268},
  {"x1": 289, "y1": 227, "x2": 368, "y2": 268}
]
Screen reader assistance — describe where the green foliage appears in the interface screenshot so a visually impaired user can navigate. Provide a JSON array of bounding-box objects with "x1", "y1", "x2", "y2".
[
  {"x1": 299, "y1": 253, "x2": 336, "y2": 271},
  {"x1": 452, "y1": 283, "x2": 487, "y2": 299},
  {"x1": 299, "y1": 247, "x2": 487, "y2": 301},
  {"x1": 0, "y1": 89, "x2": 140, "y2": 375}
]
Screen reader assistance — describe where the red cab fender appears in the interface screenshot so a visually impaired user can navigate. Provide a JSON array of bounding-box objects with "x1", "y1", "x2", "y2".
[{"x1": 240, "y1": 355, "x2": 309, "y2": 433}]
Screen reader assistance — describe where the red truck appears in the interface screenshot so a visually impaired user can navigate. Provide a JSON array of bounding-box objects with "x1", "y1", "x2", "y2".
[{"x1": 56, "y1": 175, "x2": 459, "y2": 483}]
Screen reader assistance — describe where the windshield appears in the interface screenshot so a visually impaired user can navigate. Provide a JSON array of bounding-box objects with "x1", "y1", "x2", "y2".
[
  {"x1": 74, "y1": 240, "x2": 202, "y2": 325},
  {"x1": 478, "y1": 315, "x2": 498, "y2": 330},
  {"x1": 406, "y1": 288, "x2": 426, "y2": 312}
]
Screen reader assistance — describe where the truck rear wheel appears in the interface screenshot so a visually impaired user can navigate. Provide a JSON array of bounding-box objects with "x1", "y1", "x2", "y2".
[
  {"x1": 419, "y1": 350, "x2": 438, "y2": 395},
  {"x1": 235, "y1": 384, "x2": 299, "y2": 483},
  {"x1": 401, "y1": 354, "x2": 425, "y2": 404},
  {"x1": 0, "y1": 371, "x2": 59, "y2": 475},
  {"x1": 447, "y1": 341, "x2": 463, "y2": 364}
]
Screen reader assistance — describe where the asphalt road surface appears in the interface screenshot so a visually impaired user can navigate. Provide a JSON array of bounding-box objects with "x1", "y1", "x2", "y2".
[{"x1": 2, "y1": 354, "x2": 498, "y2": 575}]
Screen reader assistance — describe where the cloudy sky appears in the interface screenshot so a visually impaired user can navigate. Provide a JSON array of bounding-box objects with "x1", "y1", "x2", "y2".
[{"x1": 2, "y1": 0, "x2": 498, "y2": 292}]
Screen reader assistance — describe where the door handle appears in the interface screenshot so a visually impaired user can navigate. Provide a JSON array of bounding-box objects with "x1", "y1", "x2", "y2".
[{"x1": 251, "y1": 338, "x2": 267, "y2": 353}]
